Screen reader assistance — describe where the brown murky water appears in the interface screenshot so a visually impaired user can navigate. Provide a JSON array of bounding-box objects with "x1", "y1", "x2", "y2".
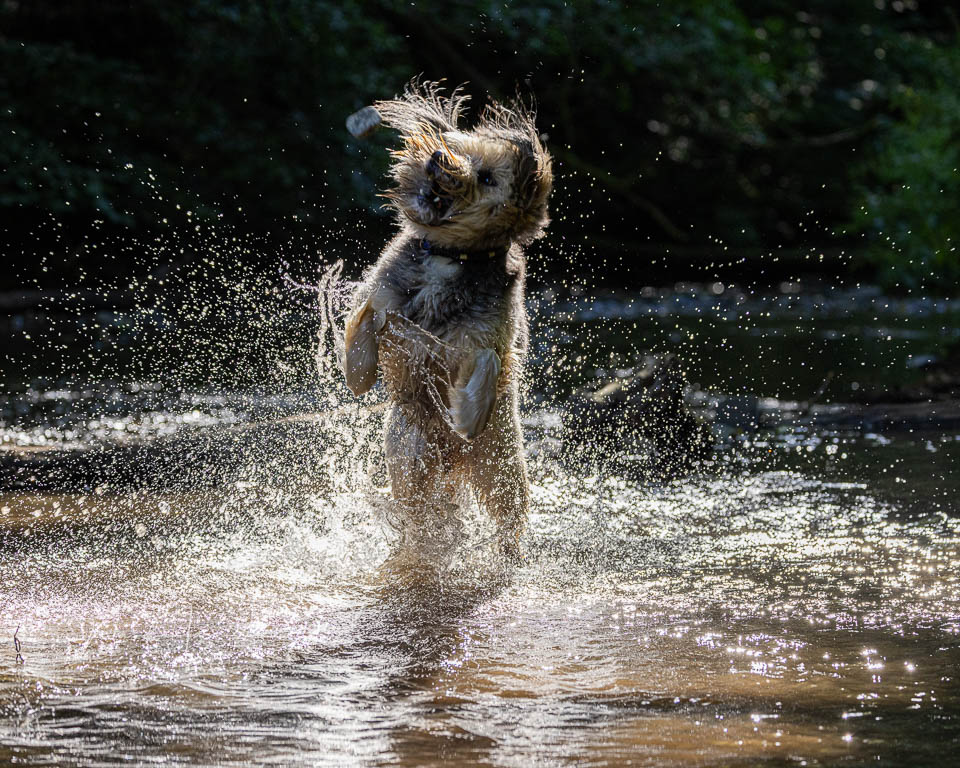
[
  {"x1": 2, "y1": 286, "x2": 959, "y2": 766},
  {"x1": 2, "y1": 446, "x2": 959, "y2": 766}
]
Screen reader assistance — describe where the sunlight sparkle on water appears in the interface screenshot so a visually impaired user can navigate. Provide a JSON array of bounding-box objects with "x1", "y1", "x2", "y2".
[{"x1": 2, "y1": 233, "x2": 960, "y2": 765}]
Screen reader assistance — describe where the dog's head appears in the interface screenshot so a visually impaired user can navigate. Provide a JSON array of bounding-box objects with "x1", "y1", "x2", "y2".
[{"x1": 376, "y1": 81, "x2": 552, "y2": 249}]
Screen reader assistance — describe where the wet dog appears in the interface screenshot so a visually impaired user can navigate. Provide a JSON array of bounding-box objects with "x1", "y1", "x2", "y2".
[{"x1": 342, "y1": 81, "x2": 552, "y2": 561}]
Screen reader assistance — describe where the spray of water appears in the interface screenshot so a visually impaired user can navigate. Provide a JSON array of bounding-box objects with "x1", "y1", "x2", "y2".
[{"x1": 2, "y1": 165, "x2": 959, "y2": 766}]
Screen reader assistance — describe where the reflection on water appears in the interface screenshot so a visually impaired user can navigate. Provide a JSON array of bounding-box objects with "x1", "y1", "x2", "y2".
[
  {"x1": 1, "y1": 461, "x2": 959, "y2": 766},
  {"x1": 1, "y1": 284, "x2": 959, "y2": 766}
]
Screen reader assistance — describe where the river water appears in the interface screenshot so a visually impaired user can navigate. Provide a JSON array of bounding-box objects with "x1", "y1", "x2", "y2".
[{"x1": 1, "y1": 277, "x2": 959, "y2": 766}]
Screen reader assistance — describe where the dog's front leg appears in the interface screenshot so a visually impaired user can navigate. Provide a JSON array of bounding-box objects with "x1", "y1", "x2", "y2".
[
  {"x1": 343, "y1": 295, "x2": 385, "y2": 396},
  {"x1": 448, "y1": 348, "x2": 501, "y2": 441}
]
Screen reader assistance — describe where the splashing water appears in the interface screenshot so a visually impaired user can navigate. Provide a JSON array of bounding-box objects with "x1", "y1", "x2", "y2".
[{"x1": 2, "y1": 206, "x2": 960, "y2": 766}]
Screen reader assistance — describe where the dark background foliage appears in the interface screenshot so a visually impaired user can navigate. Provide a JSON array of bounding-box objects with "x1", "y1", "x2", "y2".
[{"x1": 1, "y1": 0, "x2": 957, "y2": 290}]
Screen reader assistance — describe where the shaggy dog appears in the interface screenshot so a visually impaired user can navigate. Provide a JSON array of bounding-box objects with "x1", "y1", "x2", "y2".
[{"x1": 341, "y1": 81, "x2": 552, "y2": 561}]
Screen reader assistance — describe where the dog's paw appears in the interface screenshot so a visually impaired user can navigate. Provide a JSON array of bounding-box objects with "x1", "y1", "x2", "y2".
[
  {"x1": 343, "y1": 298, "x2": 380, "y2": 396},
  {"x1": 448, "y1": 348, "x2": 501, "y2": 440}
]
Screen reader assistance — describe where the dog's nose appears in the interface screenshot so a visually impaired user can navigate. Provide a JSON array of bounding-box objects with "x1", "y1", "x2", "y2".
[
  {"x1": 427, "y1": 150, "x2": 447, "y2": 177},
  {"x1": 426, "y1": 149, "x2": 464, "y2": 191}
]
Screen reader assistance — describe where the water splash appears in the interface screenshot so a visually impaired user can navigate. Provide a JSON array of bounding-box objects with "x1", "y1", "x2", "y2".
[{"x1": 2, "y1": 173, "x2": 960, "y2": 766}]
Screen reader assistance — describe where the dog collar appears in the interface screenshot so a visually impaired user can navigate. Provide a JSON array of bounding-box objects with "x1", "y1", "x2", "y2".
[{"x1": 417, "y1": 238, "x2": 507, "y2": 263}]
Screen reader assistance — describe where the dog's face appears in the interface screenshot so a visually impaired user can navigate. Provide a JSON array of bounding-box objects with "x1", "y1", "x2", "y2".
[{"x1": 376, "y1": 83, "x2": 552, "y2": 249}]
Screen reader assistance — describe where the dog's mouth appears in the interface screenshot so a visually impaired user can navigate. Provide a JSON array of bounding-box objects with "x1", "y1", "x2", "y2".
[
  {"x1": 415, "y1": 181, "x2": 454, "y2": 224},
  {"x1": 409, "y1": 149, "x2": 467, "y2": 226}
]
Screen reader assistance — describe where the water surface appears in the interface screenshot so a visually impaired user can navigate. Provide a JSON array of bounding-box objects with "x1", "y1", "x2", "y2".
[{"x1": 1, "y1": 283, "x2": 959, "y2": 766}]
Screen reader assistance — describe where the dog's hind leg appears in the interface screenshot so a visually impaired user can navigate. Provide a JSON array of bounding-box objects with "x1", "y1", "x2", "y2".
[
  {"x1": 384, "y1": 406, "x2": 456, "y2": 533},
  {"x1": 467, "y1": 404, "x2": 529, "y2": 562}
]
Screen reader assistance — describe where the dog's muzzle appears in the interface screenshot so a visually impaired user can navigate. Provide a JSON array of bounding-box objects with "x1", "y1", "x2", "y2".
[
  {"x1": 426, "y1": 150, "x2": 465, "y2": 193},
  {"x1": 414, "y1": 150, "x2": 466, "y2": 224}
]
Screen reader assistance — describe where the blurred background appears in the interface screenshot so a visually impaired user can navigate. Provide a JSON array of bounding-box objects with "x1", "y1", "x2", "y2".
[{"x1": 2, "y1": 0, "x2": 958, "y2": 293}]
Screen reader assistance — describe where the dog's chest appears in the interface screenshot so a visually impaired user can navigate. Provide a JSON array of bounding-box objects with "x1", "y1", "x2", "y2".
[{"x1": 398, "y1": 255, "x2": 508, "y2": 333}]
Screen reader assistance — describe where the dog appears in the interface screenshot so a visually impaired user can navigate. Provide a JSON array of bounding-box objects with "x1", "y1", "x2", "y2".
[{"x1": 341, "y1": 80, "x2": 552, "y2": 561}]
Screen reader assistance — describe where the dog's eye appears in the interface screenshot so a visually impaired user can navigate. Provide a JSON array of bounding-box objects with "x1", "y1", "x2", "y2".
[{"x1": 478, "y1": 170, "x2": 497, "y2": 187}]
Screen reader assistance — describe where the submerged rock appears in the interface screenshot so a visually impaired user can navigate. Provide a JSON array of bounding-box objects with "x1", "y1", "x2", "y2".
[
  {"x1": 563, "y1": 354, "x2": 713, "y2": 481},
  {"x1": 854, "y1": 341, "x2": 960, "y2": 404}
]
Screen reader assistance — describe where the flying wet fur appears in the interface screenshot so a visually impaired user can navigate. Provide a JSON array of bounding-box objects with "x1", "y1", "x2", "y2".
[{"x1": 342, "y1": 80, "x2": 552, "y2": 561}]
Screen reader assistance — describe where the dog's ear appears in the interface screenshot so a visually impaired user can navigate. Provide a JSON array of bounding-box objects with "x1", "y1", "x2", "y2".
[
  {"x1": 511, "y1": 136, "x2": 553, "y2": 242},
  {"x1": 514, "y1": 139, "x2": 551, "y2": 208},
  {"x1": 477, "y1": 96, "x2": 553, "y2": 239},
  {"x1": 375, "y1": 78, "x2": 470, "y2": 138}
]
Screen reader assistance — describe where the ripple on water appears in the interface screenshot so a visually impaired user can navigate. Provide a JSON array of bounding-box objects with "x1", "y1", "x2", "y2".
[{"x1": 1, "y1": 458, "x2": 959, "y2": 766}]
